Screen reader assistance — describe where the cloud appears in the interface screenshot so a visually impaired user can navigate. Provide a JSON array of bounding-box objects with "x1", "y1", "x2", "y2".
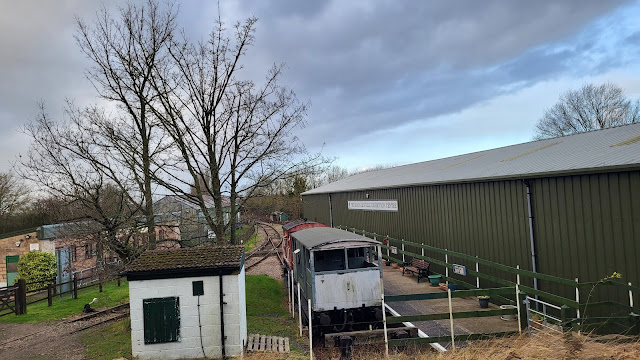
[{"x1": 0, "y1": 0, "x2": 636, "y2": 173}]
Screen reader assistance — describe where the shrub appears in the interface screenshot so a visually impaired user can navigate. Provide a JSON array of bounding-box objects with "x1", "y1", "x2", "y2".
[{"x1": 17, "y1": 251, "x2": 57, "y2": 291}]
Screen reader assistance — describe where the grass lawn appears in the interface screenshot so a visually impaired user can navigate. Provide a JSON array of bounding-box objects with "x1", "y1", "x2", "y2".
[
  {"x1": 246, "y1": 275, "x2": 307, "y2": 358},
  {"x1": 244, "y1": 231, "x2": 261, "y2": 252},
  {"x1": 0, "y1": 279, "x2": 129, "y2": 324},
  {"x1": 81, "y1": 318, "x2": 132, "y2": 360}
]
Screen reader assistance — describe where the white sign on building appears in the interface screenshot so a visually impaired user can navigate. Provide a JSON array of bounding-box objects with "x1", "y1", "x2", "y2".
[{"x1": 348, "y1": 200, "x2": 398, "y2": 212}]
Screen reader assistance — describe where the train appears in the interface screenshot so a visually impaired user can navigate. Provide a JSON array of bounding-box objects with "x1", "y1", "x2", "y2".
[{"x1": 282, "y1": 221, "x2": 384, "y2": 335}]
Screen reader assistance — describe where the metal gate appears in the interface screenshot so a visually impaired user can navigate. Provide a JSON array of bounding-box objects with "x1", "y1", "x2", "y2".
[{"x1": 524, "y1": 296, "x2": 564, "y2": 336}]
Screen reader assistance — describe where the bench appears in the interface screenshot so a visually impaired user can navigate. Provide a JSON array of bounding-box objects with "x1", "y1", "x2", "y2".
[{"x1": 402, "y1": 259, "x2": 430, "y2": 283}]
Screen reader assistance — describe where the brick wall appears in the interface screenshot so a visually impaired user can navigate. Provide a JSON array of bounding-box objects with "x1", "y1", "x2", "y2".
[{"x1": 0, "y1": 231, "x2": 44, "y2": 287}]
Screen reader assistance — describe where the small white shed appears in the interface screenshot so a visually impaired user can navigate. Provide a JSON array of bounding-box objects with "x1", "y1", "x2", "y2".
[{"x1": 126, "y1": 245, "x2": 246, "y2": 360}]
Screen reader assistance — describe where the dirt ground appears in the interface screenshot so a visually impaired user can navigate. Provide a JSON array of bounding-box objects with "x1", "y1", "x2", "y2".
[{"x1": 0, "y1": 322, "x2": 86, "y2": 360}]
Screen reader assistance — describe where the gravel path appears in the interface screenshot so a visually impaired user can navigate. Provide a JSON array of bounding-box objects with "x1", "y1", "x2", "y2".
[{"x1": 246, "y1": 223, "x2": 286, "y2": 280}]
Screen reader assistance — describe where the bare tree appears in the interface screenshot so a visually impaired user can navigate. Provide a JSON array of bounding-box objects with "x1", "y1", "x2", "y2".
[
  {"x1": 534, "y1": 83, "x2": 640, "y2": 139},
  {"x1": 0, "y1": 172, "x2": 29, "y2": 232},
  {"x1": 19, "y1": 106, "x2": 146, "y2": 263},
  {"x1": 148, "y1": 16, "x2": 325, "y2": 244},
  {"x1": 74, "y1": 0, "x2": 178, "y2": 248}
]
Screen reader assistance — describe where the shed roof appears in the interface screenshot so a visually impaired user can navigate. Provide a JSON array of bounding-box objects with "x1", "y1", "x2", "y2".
[
  {"x1": 126, "y1": 245, "x2": 244, "y2": 280},
  {"x1": 304, "y1": 123, "x2": 640, "y2": 195},
  {"x1": 282, "y1": 219, "x2": 318, "y2": 231},
  {"x1": 292, "y1": 227, "x2": 379, "y2": 250}
]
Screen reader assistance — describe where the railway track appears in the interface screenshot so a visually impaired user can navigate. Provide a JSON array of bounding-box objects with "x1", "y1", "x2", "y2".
[
  {"x1": 245, "y1": 222, "x2": 285, "y2": 270},
  {"x1": 0, "y1": 303, "x2": 130, "y2": 350}
]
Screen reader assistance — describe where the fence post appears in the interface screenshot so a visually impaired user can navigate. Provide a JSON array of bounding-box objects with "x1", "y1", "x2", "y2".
[
  {"x1": 117, "y1": 277, "x2": 121, "y2": 287},
  {"x1": 386, "y1": 235, "x2": 390, "y2": 261},
  {"x1": 48, "y1": 281, "x2": 53, "y2": 307},
  {"x1": 16, "y1": 279, "x2": 27, "y2": 315},
  {"x1": 629, "y1": 282, "x2": 634, "y2": 309},
  {"x1": 73, "y1": 274, "x2": 78, "y2": 299},
  {"x1": 298, "y1": 283, "x2": 303, "y2": 337},
  {"x1": 447, "y1": 288, "x2": 455, "y2": 350},
  {"x1": 445, "y1": 249, "x2": 449, "y2": 285},
  {"x1": 515, "y1": 284, "x2": 522, "y2": 334},
  {"x1": 290, "y1": 271, "x2": 295, "y2": 317},
  {"x1": 475, "y1": 256, "x2": 480, "y2": 288},
  {"x1": 308, "y1": 299, "x2": 313, "y2": 360},
  {"x1": 99, "y1": 280, "x2": 103, "y2": 293},
  {"x1": 524, "y1": 297, "x2": 531, "y2": 330},
  {"x1": 421, "y1": 243, "x2": 424, "y2": 258},
  {"x1": 560, "y1": 305, "x2": 570, "y2": 332},
  {"x1": 401, "y1": 239, "x2": 405, "y2": 264},
  {"x1": 574, "y1": 278, "x2": 580, "y2": 322}
]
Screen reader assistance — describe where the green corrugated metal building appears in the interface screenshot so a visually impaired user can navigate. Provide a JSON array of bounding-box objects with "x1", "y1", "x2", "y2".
[{"x1": 302, "y1": 123, "x2": 640, "y2": 304}]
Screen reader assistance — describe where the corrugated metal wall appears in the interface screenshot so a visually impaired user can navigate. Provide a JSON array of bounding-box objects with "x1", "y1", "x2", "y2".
[
  {"x1": 530, "y1": 171, "x2": 640, "y2": 302},
  {"x1": 303, "y1": 170, "x2": 640, "y2": 304}
]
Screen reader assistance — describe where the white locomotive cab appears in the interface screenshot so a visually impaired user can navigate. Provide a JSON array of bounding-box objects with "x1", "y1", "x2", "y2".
[{"x1": 312, "y1": 245, "x2": 382, "y2": 311}]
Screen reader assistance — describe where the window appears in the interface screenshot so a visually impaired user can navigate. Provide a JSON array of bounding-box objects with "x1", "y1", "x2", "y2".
[
  {"x1": 314, "y1": 249, "x2": 346, "y2": 272},
  {"x1": 85, "y1": 244, "x2": 93, "y2": 259},
  {"x1": 347, "y1": 247, "x2": 377, "y2": 269},
  {"x1": 143, "y1": 297, "x2": 180, "y2": 344}
]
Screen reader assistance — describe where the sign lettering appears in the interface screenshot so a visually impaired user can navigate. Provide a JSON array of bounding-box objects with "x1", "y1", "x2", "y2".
[{"x1": 348, "y1": 200, "x2": 398, "y2": 212}]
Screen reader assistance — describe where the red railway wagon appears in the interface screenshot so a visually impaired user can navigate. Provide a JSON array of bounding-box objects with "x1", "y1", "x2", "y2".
[{"x1": 282, "y1": 219, "x2": 328, "y2": 269}]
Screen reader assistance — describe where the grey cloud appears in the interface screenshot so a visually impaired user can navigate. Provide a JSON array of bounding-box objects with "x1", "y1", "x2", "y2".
[{"x1": 0, "y1": 0, "x2": 634, "y2": 172}]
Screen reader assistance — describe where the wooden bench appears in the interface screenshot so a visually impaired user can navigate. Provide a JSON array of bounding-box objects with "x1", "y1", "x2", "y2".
[{"x1": 402, "y1": 259, "x2": 430, "y2": 283}]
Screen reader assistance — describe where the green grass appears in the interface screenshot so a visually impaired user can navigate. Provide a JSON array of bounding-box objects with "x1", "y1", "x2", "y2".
[
  {"x1": 244, "y1": 232, "x2": 261, "y2": 252},
  {"x1": 81, "y1": 318, "x2": 132, "y2": 360},
  {"x1": 246, "y1": 275, "x2": 306, "y2": 357},
  {"x1": 0, "y1": 279, "x2": 129, "y2": 324}
]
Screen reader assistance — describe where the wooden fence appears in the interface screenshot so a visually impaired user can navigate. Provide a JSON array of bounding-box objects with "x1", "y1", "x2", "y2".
[{"x1": 0, "y1": 272, "x2": 123, "y2": 317}]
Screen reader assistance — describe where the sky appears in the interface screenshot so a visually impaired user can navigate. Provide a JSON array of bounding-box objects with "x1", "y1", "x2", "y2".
[{"x1": 1, "y1": 0, "x2": 640, "y2": 173}]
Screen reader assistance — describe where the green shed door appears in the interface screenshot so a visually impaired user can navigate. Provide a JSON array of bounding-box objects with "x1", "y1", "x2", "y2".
[
  {"x1": 143, "y1": 297, "x2": 180, "y2": 344},
  {"x1": 6, "y1": 256, "x2": 19, "y2": 286}
]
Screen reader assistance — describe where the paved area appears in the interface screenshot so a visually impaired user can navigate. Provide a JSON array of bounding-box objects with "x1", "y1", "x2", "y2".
[{"x1": 382, "y1": 265, "x2": 519, "y2": 339}]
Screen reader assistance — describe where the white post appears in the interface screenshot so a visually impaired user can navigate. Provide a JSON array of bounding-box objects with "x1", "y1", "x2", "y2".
[
  {"x1": 445, "y1": 249, "x2": 449, "y2": 285},
  {"x1": 379, "y1": 245, "x2": 389, "y2": 359},
  {"x1": 298, "y1": 283, "x2": 303, "y2": 336},
  {"x1": 629, "y1": 282, "x2": 634, "y2": 309},
  {"x1": 516, "y1": 265, "x2": 521, "y2": 286},
  {"x1": 421, "y1": 243, "x2": 424, "y2": 257},
  {"x1": 386, "y1": 235, "x2": 390, "y2": 261},
  {"x1": 291, "y1": 271, "x2": 295, "y2": 317},
  {"x1": 448, "y1": 288, "x2": 455, "y2": 350},
  {"x1": 308, "y1": 299, "x2": 313, "y2": 360},
  {"x1": 575, "y1": 278, "x2": 580, "y2": 319},
  {"x1": 516, "y1": 284, "x2": 522, "y2": 334},
  {"x1": 401, "y1": 239, "x2": 405, "y2": 263},
  {"x1": 475, "y1": 256, "x2": 480, "y2": 288}
]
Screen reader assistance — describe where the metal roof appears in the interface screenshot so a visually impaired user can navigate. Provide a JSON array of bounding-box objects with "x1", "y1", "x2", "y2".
[
  {"x1": 304, "y1": 123, "x2": 640, "y2": 195},
  {"x1": 282, "y1": 219, "x2": 319, "y2": 231},
  {"x1": 292, "y1": 227, "x2": 380, "y2": 250}
]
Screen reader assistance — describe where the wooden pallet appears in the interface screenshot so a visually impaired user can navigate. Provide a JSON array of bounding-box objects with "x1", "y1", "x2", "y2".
[{"x1": 246, "y1": 334, "x2": 290, "y2": 353}]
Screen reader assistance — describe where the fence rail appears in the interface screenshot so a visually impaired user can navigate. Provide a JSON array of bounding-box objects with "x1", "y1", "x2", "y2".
[
  {"x1": 338, "y1": 225, "x2": 640, "y2": 336},
  {"x1": 1, "y1": 272, "x2": 124, "y2": 316}
]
